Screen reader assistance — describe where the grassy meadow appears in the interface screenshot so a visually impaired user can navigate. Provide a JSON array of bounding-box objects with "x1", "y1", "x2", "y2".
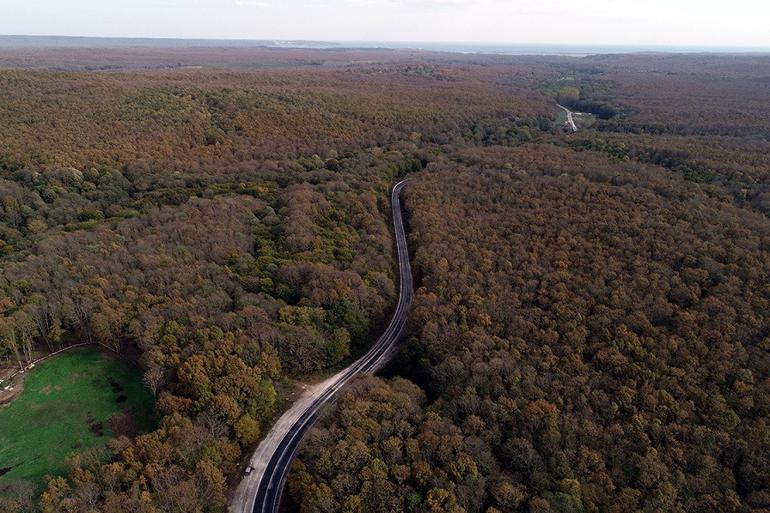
[{"x1": 0, "y1": 349, "x2": 154, "y2": 492}]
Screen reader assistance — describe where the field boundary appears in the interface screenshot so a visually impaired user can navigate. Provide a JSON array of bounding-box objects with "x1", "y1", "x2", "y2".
[{"x1": 1, "y1": 343, "x2": 99, "y2": 389}]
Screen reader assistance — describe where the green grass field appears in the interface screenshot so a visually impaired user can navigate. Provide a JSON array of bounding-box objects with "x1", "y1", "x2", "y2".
[
  {"x1": 0, "y1": 349, "x2": 154, "y2": 492},
  {"x1": 555, "y1": 107, "x2": 568, "y2": 126}
]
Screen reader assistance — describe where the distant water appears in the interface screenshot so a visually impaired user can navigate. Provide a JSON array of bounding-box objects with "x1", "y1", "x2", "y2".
[
  {"x1": 342, "y1": 41, "x2": 770, "y2": 56},
  {"x1": 0, "y1": 35, "x2": 768, "y2": 55}
]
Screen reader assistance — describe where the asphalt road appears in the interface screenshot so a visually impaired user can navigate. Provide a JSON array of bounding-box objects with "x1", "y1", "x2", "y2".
[
  {"x1": 230, "y1": 179, "x2": 414, "y2": 513},
  {"x1": 557, "y1": 104, "x2": 579, "y2": 132}
]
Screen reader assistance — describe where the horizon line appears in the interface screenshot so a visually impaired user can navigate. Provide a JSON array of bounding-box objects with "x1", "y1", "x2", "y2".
[{"x1": 1, "y1": 34, "x2": 770, "y2": 55}]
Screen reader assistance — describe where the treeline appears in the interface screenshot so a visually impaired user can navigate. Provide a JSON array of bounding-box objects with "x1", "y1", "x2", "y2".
[
  {"x1": 290, "y1": 144, "x2": 770, "y2": 513},
  {"x1": 581, "y1": 54, "x2": 770, "y2": 138},
  {"x1": 553, "y1": 87, "x2": 617, "y2": 120},
  {"x1": 0, "y1": 65, "x2": 551, "y2": 174},
  {"x1": 567, "y1": 131, "x2": 770, "y2": 220}
]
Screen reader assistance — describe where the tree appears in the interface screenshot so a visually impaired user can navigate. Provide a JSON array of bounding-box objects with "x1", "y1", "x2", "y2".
[
  {"x1": 325, "y1": 327, "x2": 351, "y2": 367},
  {"x1": 142, "y1": 363, "x2": 164, "y2": 398},
  {"x1": 0, "y1": 316, "x2": 23, "y2": 370}
]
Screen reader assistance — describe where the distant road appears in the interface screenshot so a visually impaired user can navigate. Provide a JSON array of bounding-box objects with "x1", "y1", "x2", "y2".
[
  {"x1": 557, "y1": 104, "x2": 579, "y2": 132},
  {"x1": 230, "y1": 179, "x2": 414, "y2": 513}
]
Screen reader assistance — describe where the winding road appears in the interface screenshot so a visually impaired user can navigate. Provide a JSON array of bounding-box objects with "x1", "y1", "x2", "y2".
[
  {"x1": 557, "y1": 104, "x2": 579, "y2": 132},
  {"x1": 230, "y1": 179, "x2": 414, "y2": 513}
]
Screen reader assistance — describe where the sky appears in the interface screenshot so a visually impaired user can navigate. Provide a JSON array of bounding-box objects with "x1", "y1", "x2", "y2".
[{"x1": 2, "y1": 0, "x2": 770, "y2": 48}]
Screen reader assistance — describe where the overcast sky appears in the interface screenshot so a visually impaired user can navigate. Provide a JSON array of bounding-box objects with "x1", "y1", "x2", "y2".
[{"x1": 3, "y1": 0, "x2": 769, "y2": 48}]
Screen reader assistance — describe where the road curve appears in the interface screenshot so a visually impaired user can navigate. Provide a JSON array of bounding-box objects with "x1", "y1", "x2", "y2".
[
  {"x1": 557, "y1": 104, "x2": 579, "y2": 132},
  {"x1": 230, "y1": 179, "x2": 414, "y2": 513}
]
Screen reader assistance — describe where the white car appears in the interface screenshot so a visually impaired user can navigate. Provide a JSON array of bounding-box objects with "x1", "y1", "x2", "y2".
[{"x1": 244, "y1": 466, "x2": 254, "y2": 475}]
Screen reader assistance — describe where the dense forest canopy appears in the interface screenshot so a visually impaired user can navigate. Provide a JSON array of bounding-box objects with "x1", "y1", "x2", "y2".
[
  {"x1": 0, "y1": 48, "x2": 768, "y2": 513},
  {"x1": 290, "y1": 146, "x2": 770, "y2": 512}
]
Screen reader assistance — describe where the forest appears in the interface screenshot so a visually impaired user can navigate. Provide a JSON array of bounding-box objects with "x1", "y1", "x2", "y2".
[
  {"x1": 290, "y1": 145, "x2": 770, "y2": 513},
  {"x1": 0, "y1": 48, "x2": 768, "y2": 513}
]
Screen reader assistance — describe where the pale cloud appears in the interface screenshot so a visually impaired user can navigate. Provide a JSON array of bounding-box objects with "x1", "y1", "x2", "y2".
[
  {"x1": 1, "y1": 0, "x2": 768, "y2": 48},
  {"x1": 234, "y1": 0, "x2": 269, "y2": 6}
]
